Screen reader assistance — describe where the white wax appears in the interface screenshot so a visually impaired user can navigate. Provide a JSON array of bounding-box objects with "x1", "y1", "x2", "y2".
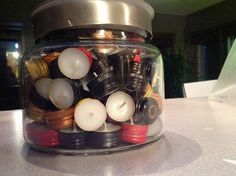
[
  {"x1": 49, "y1": 78, "x2": 74, "y2": 109},
  {"x1": 95, "y1": 123, "x2": 120, "y2": 133},
  {"x1": 74, "y1": 99, "x2": 107, "y2": 131},
  {"x1": 147, "y1": 118, "x2": 163, "y2": 137},
  {"x1": 58, "y1": 48, "x2": 90, "y2": 79},
  {"x1": 35, "y1": 78, "x2": 53, "y2": 100},
  {"x1": 106, "y1": 91, "x2": 135, "y2": 122}
]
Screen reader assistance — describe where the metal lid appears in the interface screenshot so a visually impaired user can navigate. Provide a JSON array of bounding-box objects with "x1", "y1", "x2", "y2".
[{"x1": 32, "y1": 0, "x2": 154, "y2": 40}]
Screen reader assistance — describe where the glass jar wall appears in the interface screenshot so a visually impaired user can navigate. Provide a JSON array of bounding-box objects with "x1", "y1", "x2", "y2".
[{"x1": 22, "y1": 0, "x2": 164, "y2": 155}]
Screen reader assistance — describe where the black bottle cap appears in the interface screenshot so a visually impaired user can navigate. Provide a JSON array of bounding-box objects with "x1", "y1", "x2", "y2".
[
  {"x1": 108, "y1": 49, "x2": 133, "y2": 88},
  {"x1": 87, "y1": 131, "x2": 121, "y2": 149},
  {"x1": 30, "y1": 87, "x2": 58, "y2": 111},
  {"x1": 48, "y1": 58, "x2": 65, "y2": 79},
  {"x1": 91, "y1": 53, "x2": 109, "y2": 75},
  {"x1": 64, "y1": 78, "x2": 86, "y2": 105},
  {"x1": 87, "y1": 124, "x2": 121, "y2": 149},
  {"x1": 123, "y1": 61, "x2": 148, "y2": 96},
  {"x1": 86, "y1": 68, "x2": 119, "y2": 100},
  {"x1": 134, "y1": 98, "x2": 160, "y2": 125},
  {"x1": 142, "y1": 59, "x2": 155, "y2": 84}
]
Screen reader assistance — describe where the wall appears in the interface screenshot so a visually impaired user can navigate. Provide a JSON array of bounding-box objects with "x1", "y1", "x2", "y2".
[
  {"x1": 152, "y1": 13, "x2": 186, "y2": 50},
  {"x1": 186, "y1": 0, "x2": 236, "y2": 34},
  {"x1": 185, "y1": 0, "x2": 236, "y2": 82},
  {"x1": 0, "y1": 0, "x2": 44, "y2": 50}
]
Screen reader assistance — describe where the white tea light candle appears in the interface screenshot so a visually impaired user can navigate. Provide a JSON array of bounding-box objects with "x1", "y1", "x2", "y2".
[
  {"x1": 58, "y1": 48, "x2": 90, "y2": 79},
  {"x1": 74, "y1": 99, "x2": 107, "y2": 131},
  {"x1": 49, "y1": 78, "x2": 74, "y2": 109},
  {"x1": 106, "y1": 91, "x2": 135, "y2": 122},
  {"x1": 35, "y1": 78, "x2": 53, "y2": 100}
]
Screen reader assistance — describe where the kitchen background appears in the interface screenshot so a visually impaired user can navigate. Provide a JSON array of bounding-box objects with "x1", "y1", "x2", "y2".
[{"x1": 0, "y1": 0, "x2": 235, "y2": 110}]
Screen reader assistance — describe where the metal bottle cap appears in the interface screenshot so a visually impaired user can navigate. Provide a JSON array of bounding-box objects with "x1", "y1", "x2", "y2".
[{"x1": 32, "y1": 0, "x2": 154, "y2": 40}]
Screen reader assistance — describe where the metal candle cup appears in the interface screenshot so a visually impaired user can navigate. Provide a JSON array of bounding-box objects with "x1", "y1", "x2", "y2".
[
  {"x1": 87, "y1": 123, "x2": 121, "y2": 149},
  {"x1": 59, "y1": 128, "x2": 86, "y2": 149}
]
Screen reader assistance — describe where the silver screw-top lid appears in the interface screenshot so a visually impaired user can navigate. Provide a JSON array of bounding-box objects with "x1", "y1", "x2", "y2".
[{"x1": 32, "y1": 0, "x2": 154, "y2": 40}]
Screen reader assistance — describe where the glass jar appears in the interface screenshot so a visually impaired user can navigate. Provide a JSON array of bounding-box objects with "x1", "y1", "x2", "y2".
[{"x1": 22, "y1": 0, "x2": 164, "y2": 155}]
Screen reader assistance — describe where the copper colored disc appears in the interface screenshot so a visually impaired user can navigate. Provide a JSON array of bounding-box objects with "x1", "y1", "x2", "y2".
[
  {"x1": 27, "y1": 103, "x2": 46, "y2": 123},
  {"x1": 25, "y1": 58, "x2": 49, "y2": 81},
  {"x1": 49, "y1": 118, "x2": 73, "y2": 130},
  {"x1": 25, "y1": 60, "x2": 39, "y2": 80},
  {"x1": 45, "y1": 107, "x2": 74, "y2": 120},
  {"x1": 36, "y1": 59, "x2": 49, "y2": 77},
  {"x1": 47, "y1": 115, "x2": 73, "y2": 124},
  {"x1": 43, "y1": 52, "x2": 60, "y2": 63}
]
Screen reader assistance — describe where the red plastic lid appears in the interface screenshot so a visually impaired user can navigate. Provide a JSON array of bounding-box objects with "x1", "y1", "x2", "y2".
[
  {"x1": 121, "y1": 123, "x2": 148, "y2": 144},
  {"x1": 133, "y1": 54, "x2": 141, "y2": 64},
  {"x1": 80, "y1": 48, "x2": 93, "y2": 66}
]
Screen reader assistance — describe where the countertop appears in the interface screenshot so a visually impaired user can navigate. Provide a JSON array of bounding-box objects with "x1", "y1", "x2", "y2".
[{"x1": 0, "y1": 98, "x2": 236, "y2": 176}]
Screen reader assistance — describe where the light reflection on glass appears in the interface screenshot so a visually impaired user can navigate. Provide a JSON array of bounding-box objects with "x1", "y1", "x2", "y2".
[
  {"x1": 13, "y1": 111, "x2": 23, "y2": 143},
  {"x1": 15, "y1": 43, "x2": 19, "y2": 49},
  {"x1": 123, "y1": 4, "x2": 130, "y2": 24},
  {"x1": 96, "y1": 1, "x2": 109, "y2": 22}
]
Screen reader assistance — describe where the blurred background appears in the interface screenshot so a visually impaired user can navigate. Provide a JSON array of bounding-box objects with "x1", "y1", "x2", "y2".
[{"x1": 0, "y1": 0, "x2": 236, "y2": 110}]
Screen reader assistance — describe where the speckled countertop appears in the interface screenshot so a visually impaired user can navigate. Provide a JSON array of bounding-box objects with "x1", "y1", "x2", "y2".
[{"x1": 0, "y1": 98, "x2": 236, "y2": 176}]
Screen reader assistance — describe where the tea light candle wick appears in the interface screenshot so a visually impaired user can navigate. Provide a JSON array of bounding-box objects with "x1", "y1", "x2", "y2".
[
  {"x1": 130, "y1": 116, "x2": 134, "y2": 125},
  {"x1": 104, "y1": 122, "x2": 108, "y2": 132}
]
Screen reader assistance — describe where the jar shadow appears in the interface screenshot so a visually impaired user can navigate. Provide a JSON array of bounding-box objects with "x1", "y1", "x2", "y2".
[{"x1": 21, "y1": 131, "x2": 202, "y2": 175}]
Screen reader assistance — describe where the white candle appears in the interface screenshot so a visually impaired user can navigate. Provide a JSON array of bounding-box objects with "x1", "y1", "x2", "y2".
[
  {"x1": 35, "y1": 78, "x2": 53, "y2": 100},
  {"x1": 74, "y1": 99, "x2": 107, "y2": 131},
  {"x1": 147, "y1": 118, "x2": 163, "y2": 137},
  {"x1": 106, "y1": 91, "x2": 135, "y2": 122},
  {"x1": 95, "y1": 123, "x2": 120, "y2": 133},
  {"x1": 49, "y1": 78, "x2": 74, "y2": 109},
  {"x1": 58, "y1": 48, "x2": 90, "y2": 79}
]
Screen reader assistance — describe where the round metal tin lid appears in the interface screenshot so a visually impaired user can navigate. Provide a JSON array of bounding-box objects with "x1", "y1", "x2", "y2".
[{"x1": 32, "y1": 0, "x2": 154, "y2": 40}]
